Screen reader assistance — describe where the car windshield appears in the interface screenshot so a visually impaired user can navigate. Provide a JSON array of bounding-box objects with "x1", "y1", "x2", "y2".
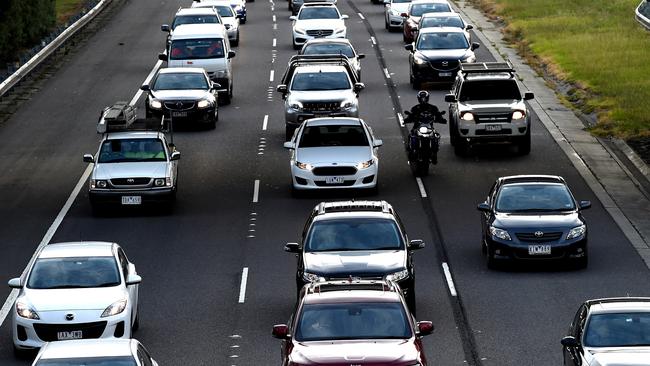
[
  {"x1": 302, "y1": 44, "x2": 354, "y2": 58},
  {"x1": 392, "y1": 0, "x2": 412, "y2": 3},
  {"x1": 27, "y1": 257, "x2": 121, "y2": 289},
  {"x1": 295, "y1": 302, "x2": 412, "y2": 341},
  {"x1": 584, "y1": 313, "x2": 650, "y2": 347},
  {"x1": 172, "y1": 14, "x2": 220, "y2": 30},
  {"x1": 214, "y1": 5, "x2": 235, "y2": 17},
  {"x1": 291, "y1": 72, "x2": 350, "y2": 91},
  {"x1": 495, "y1": 183, "x2": 576, "y2": 212},
  {"x1": 420, "y1": 16, "x2": 464, "y2": 29},
  {"x1": 170, "y1": 38, "x2": 224, "y2": 60},
  {"x1": 35, "y1": 357, "x2": 137, "y2": 366},
  {"x1": 299, "y1": 7, "x2": 340, "y2": 19},
  {"x1": 305, "y1": 218, "x2": 403, "y2": 252},
  {"x1": 410, "y1": 3, "x2": 451, "y2": 16},
  {"x1": 299, "y1": 125, "x2": 368, "y2": 147},
  {"x1": 153, "y1": 73, "x2": 208, "y2": 90},
  {"x1": 417, "y1": 32, "x2": 468, "y2": 50},
  {"x1": 98, "y1": 138, "x2": 167, "y2": 163},
  {"x1": 459, "y1": 79, "x2": 522, "y2": 101}
]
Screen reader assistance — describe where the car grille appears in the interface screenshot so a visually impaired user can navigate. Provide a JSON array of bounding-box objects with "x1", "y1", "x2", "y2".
[
  {"x1": 476, "y1": 128, "x2": 512, "y2": 135},
  {"x1": 312, "y1": 166, "x2": 358, "y2": 176},
  {"x1": 314, "y1": 180, "x2": 356, "y2": 187},
  {"x1": 306, "y1": 29, "x2": 333, "y2": 37},
  {"x1": 430, "y1": 60, "x2": 460, "y2": 71},
  {"x1": 33, "y1": 321, "x2": 108, "y2": 342},
  {"x1": 111, "y1": 178, "x2": 152, "y2": 186},
  {"x1": 516, "y1": 232, "x2": 563, "y2": 242},
  {"x1": 163, "y1": 101, "x2": 196, "y2": 111},
  {"x1": 303, "y1": 101, "x2": 341, "y2": 113},
  {"x1": 475, "y1": 113, "x2": 512, "y2": 124}
]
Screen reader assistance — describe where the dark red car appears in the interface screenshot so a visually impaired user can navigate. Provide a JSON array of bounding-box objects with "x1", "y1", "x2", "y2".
[
  {"x1": 402, "y1": 0, "x2": 453, "y2": 43},
  {"x1": 272, "y1": 280, "x2": 433, "y2": 366}
]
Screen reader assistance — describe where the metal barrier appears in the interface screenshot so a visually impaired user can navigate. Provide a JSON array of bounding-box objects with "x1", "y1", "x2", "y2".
[{"x1": 636, "y1": 0, "x2": 650, "y2": 31}]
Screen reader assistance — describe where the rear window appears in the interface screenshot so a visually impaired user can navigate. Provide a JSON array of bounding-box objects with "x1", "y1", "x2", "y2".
[
  {"x1": 410, "y1": 3, "x2": 451, "y2": 16},
  {"x1": 170, "y1": 38, "x2": 224, "y2": 60},
  {"x1": 299, "y1": 125, "x2": 368, "y2": 147},
  {"x1": 291, "y1": 72, "x2": 350, "y2": 91},
  {"x1": 459, "y1": 79, "x2": 522, "y2": 101},
  {"x1": 172, "y1": 15, "x2": 221, "y2": 29}
]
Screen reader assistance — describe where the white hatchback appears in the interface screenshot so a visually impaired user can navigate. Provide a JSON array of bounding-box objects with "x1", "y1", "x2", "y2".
[
  {"x1": 9, "y1": 242, "x2": 141, "y2": 353},
  {"x1": 290, "y1": 3, "x2": 349, "y2": 49},
  {"x1": 32, "y1": 339, "x2": 157, "y2": 365},
  {"x1": 283, "y1": 117, "x2": 382, "y2": 194}
]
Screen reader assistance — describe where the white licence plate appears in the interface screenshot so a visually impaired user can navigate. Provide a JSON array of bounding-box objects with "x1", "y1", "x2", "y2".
[
  {"x1": 57, "y1": 330, "x2": 82, "y2": 340},
  {"x1": 325, "y1": 176, "x2": 345, "y2": 184},
  {"x1": 121, "y1": 196, "x2": 142, "y2": 205},
  {"x1": 439, "y1": 72, "x2": 452, "y2": 77},
  {"x1": 485, "y1": 124, "x2": 502, "y2": 132},
  {"x1": 172, "y1": 111, "x2": 188, "y2": 117},
  {"x1": 528, "y1": 244, "x2": 552, "y2": 255}
]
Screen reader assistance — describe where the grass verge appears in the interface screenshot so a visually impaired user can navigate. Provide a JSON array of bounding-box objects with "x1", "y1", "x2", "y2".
[
  {"x1": 469, "y1": 0, "x2": 650, "y2": 138},
  {"x1": 56, "y1": 0, "x2": 87, "y2": 24}
]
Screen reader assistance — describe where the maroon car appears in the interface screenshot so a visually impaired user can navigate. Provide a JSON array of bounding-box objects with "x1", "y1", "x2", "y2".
[
  {"x1": 272, "y1": 280, "x2": 433, "y2": 365},
  {"x1": 402, "y1": 0, "x2": 453, "y2": 43}
]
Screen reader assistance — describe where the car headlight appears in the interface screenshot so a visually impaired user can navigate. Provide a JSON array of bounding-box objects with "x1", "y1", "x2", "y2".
[
  {"x1": 16, "y1": 300, "x2": 40, "y2": 320},
  {"x1": 489, "y1": 226, "x2": 511, "y2": 241},
  {"x1": 101, "y1": 299, "x2": 127, "y2": 318},
  {"x1": 413, "y1": 54, "x2": 427, "y2": 65},
  {"x1": 460, "y1": 112, "x2": 474, "y2": 121},
  {"x1": 154, "y1": 178, "x2": 166, "y2": 187},
  {"x1": 386, "y1": 269, "x2": 409, "y2": 282},
  {"x1": 302, "y1": 272, "x2": 321, "y2": 282},
  {"x1": 335, "y1": 27, "x2": 346, "y2": 34},
  {"x1": 197, "y1": 99, "x2": 211, "y2": 109},
  {"x1": 512, "y1": 110, "x2": 526, "y2": 120},
  {"x1": 296, "y1": 161, "x2": 313, "y2": 170},
  {"x1": 149, "y1": 99, "x2": 162, "y2": 109},
  {"x1": 356, "y1": 159, "x2": 374, "y2": 169},
  {"x1": 340, "y1": 100, "x2": 355, "y2": 110},
  {"x1": 567, "y1": 225, "x2": 586, "y2": 240},
  {"x1": 289, "y1": 101, "x2": 303, "y2": 111},
  {"x1": 91, "y1": 179, "x2": 108, "y2": 189},
  {"x1": 294, "y1": 27, "x2": 306, "y2": 35}
]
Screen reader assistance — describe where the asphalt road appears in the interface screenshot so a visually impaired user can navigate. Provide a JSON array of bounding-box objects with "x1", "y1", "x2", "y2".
[{"x1": 0, "y1": 0, "x2": 649, "y2": 365}]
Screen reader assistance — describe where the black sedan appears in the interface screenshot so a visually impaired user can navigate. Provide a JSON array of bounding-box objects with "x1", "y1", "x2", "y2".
[{"x1": 477, "y1": 175, "x2": 591, "y2": 269}]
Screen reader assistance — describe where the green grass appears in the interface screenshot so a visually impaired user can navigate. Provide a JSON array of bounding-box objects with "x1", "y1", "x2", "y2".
[
  {"x1": 472, "y1": 0, "x2": 650, "y2": 138},
  {"x1": 56, "y1": 0, "x2": 86, "y2": 24}
]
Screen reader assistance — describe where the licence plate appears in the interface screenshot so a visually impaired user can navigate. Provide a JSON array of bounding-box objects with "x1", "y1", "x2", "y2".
[
  {"x1": 325, "y1": 176, "x2": 345, "y2": 184},
  {"x1": 439, "y1": 72, "x2": 452, "y2": 77},
  {"x1": 121, "y1": 196, "x2": 142, "y2": 205},
  {"x1": 485, "y1": 124, "x2": 502, "y2": 132},
  {"x1": 57, "y1": 330, "x2": 82, "y2": 340},
  {"x1": 528, "y1": 245, "x2": 552, "y2": 255},
  {"x1": 172, "y1": 111, "x2": 188, "y2": 117}
]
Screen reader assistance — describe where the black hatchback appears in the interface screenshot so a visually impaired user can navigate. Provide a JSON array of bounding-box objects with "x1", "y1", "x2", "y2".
[{"x1": 477, "y1": 175, "x2": 591, "y2": 269}]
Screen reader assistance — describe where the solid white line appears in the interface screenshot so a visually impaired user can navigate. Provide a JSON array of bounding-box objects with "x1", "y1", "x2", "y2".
[
  {"x1": 238, "y1": 267, "x2": 249, "y2": 303},
  {"x1": 130, "y1": 59, "x2": 163, "y2": 106},
  {"x1": 370, "y1": 36, "x2": 377, "y2": 45},
  {"x1": 397, "y1": 113, "x2": 405, "y2": 127},
  {"x1": 262, "y1": 115, "x2": 269, "y2": 130},
  {"x1": 272, "y1": 38, "x2": 277, "y2": 47},
  {"x1": 442, "y1": 262, "x2": 457, "y2": 297},
  {"x1": 252, "y1": 180, "x2": 260, "y2": 203},
  {"x1": 416, "y1": 177, "x2": 427, "y2": 197},
  {"x1": 383, "y1": 68, "x2": 391, "y2": 79},
  {"x1": 357, "y1": 12, "x2": 365, "y2": 20},
  {"x1": 269, "y1": 70, "x2": 274, "y2": 82}
]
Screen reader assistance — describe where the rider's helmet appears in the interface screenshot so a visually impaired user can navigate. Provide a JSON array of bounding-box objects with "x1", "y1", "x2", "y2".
[{"x1": 417, "y1": 90, "x2": 429, "y2": 104}]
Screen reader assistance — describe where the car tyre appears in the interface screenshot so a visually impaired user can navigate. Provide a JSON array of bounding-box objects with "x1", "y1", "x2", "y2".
[
  {"x1": 132, "y1": 307, "x2": 140, "y2": 332},
  {"x1": 13, "y1": 346, "x2": 32, "y2": 359},
  {"x1": 517, "y1": 127, "x2": 531, "y2": 155},
  {"x1": 406, "y1": 290, "x2": 416, "y2": 316},
  {"x1": 291, "y1": 185, "x2": 304, "y2": 198},
  {"x1": 209, "y1": 112, "x2": 217, "y2": 129},
  {"x1": 285, "y1": 125, "x2": 296, "y2": 141},
  {"x1": 449, "y1": 120, "x2": 459, "y2": 147},
  {"x1": 486, "y1": 246, "x2": 498, "y2": 270},
  {"x1": 292, "y1": 39, "x2": 301, "y2": 50},
  {"x1": 232, "y1": 33, "x2": 240, "y2": 47},
  {"x1": 454, "y1": 138, "x2": 468, "y2": 156}
]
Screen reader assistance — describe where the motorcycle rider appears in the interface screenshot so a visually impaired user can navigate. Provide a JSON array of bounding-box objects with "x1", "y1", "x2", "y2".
[{"x1": 404, "y1": 90, "x2": 445, "y2": 163}]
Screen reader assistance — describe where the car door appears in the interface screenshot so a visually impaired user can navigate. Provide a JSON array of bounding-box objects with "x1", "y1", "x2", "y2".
[
  {"x1": 480, "y1": 180, "x2": 498, "y2": 239},
  {"x1": 136, "y1": 343, "x2": 154, "y2": 366},
  {"x1": 118, "y1": 248, "x2": 139, "y2": 323},
  {"x1": 163, "y1": 136, "x2": 179, "y2": 183},
  {"x1": 564, "y1": 304, "x2": 588, "y2": 366}
]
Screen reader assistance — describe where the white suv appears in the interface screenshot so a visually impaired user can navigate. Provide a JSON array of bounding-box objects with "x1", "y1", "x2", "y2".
[{"x1": 290, "y1": 3, "x2": 349, "y2": 49}]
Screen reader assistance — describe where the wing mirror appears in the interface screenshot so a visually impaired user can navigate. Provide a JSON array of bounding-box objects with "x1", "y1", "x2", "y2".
[
  {"x1": 341, "y1": 14, "x2": 349, "y2": 19},
  {"x1": 284, "y1": 242, "x2": 301, "y2": 253},
  {"x1": 471, "y1": 42, "x2": 480, "y2": 51},
  {"x1": 477, "y1": 202, "x2": 490, "y2": 212},
  {"x1": 579, "y1": 200, "x2": 592, "y2": 210},
  {"x1": 283, "y1": 141, "x2": 295, "y2": 149},
  {"x1": 357, "y1": 53, "x2": 365, "y2": 59},
  {"x1": 289, "y1": 15, "x2": 297, "y2": 20},
  {"x1": 161, "y1": 24, "x2": 170, "y2": 32},
  {"x1": 228, "y1": 50, "x2": 236, "y2": 59},
  {"x1": 416, "y1": 321, "x2": 434, "y2": 336},
  {"x1": 8, "y1": 278, "x2": 21, "y2": 289},
  {"x1": 126, "y1": 274, "x2": 142, "y2": 286},
  {"x1": 83, "y1": 154, "x2": 95, "y2": 163},
  {"x1": 466, "y1": 24, "x2": 474, "y2": 30},
  {"x1": 444, "y1": 94, "x2": 456, "y2": 103},
  {"x1": 404, "y1": 44, "x2": 414, "y2": 51},
  {"x1": 140, "y1": 84, "x2": 150, "y2": 91},
  {"x1": 353, "y1": 82, "x2": 365, "y2": 93},
  {"x1": 524, "y1": 91, "x2": 535, "y2": 100},
  {"x1": 383, "y1": 0, "x2": 390, "y2": 3},
  {"x1": 158, "y1": 53, "x2": 168, "y2": 62},
  {"x1": 170, "y1": 151, "x2": 181, "y2": 161},
  {"x1": 272, "y1": 324, "x2": 291, "y2": 339},
  {"x1": 210, "y1": 82, "x2": 221, "y2": 90},
  {"x1": 561, "y1": 336, "x2": 579, "y2": 348},
  {"x1": 373, "y1": 139, "x2": 383, "y2": 147},
  {"x1": 276, "y1": 84, "x2": 288, "y2": 94},
  {"x1": 408, "y1": 239, "x2": 425, "y2": 250}
]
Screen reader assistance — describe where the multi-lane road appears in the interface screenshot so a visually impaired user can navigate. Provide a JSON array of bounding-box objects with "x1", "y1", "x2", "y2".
[{"x1": 0, "y1": 0, "x2": 649, "y2": 364}]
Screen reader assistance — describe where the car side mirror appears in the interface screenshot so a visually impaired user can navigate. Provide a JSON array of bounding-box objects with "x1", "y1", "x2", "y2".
[
  {"x1": 272, "y1": 324, "x2": 291, "y2": 339},
  {"x1": 400, "y1": 12, "x2": 408, "y2": 17},
  {"x1": 211, "y1": 82, "x2": 221, "y2": 90},
  {"x1": 140, "y1": 84, "x2": 150, "y2": 91},
  {"x1": 404, "y1": 44, "x2": 414, "y2": 51},
  {"x1": 289, "y1": 15, "x2": 297, "y2": 20},
  {"x1": 8, "y1": 278, "x2": 21, "y2": 289},
  {"x1": 471, "y1": 42, "x2": 480, "y2": 50},
  {"x1": 444, "y1": 94, "x2": 456, "y2": 103},
  {"x1": 416, "y1": 321, "x2": 434, "y2": 336},
  {"x1": 408, "y1": 239, "x2": 425, "y2": 250},
  {"x1": 228, "y1": 51, "x2": 236, "y2": 59},
  {"x1": 383, "y1": 0, "x2": 390, "y2": 3},
  {"x1": 83, "y1": 154, "x2": 95, "y2": 163},
  {"x1": 158, "y1": 53, "x2": 168, "y2": 62},
  {"x1": 161, "y1": 24, "x2": 170, "y2": 32},
  {"x1": 357, "y1": 53, "x2": 365, "y2": 59},
  {"x1": 341, "y1": 14, "x2": 349, "y2": 19},
  {"x1": 524, "y1": 91, "x2": 535, "y2": 100},
  {"x1": 373, "y1": 139, "x2": 383, "y2": 147},
  {"x1": 284, "y1": 242, "x2": 301, "y2": 253},
  {"x1": 276, "y1": 84, "x2": 288, "y2": 94},
  {"x1": 477, "y1": 202, "x2": 490, "y2": 212},
  {"x1": 466, "y1": 24, "x2": 473, "y2": 30},
  {"x1": 579, "y1": 200, "x2": 592, "y2": 210},
  {"x1": 283, "y1": 141, "x2": 295, "y2": 149},
  {"x1": 126, "y1": 274, "x2": 142, "y2": 286},
  {"x1": 170, "y1": 151, "x2": 181, "y2": 161},
  {"x1": 561, "y1": 336, "x2": 579, "y2": 348},
  {"x1": 353, "y1": 82, "x2": 365, "y2": 93}
]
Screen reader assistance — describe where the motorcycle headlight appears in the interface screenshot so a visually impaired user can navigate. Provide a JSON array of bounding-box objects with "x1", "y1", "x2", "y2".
[
  {"x1": 149, "y1": 99, "x2": 162, "y2": 109},
  {"x1": 356, "y1": 159, "x2": 374, "y2": 169},
  {"x1": 566, "y1": 225, "x2": 586, "y2": 240},
  {"x1": 385, "y1": 269, "x2": 409, "y2": 282},
  {"x1": 489, "y1": 226, "x2": 511, "y2": 241},
  {"x1": 418, "y1": 126, "x2": 432, "y2": 134},
  {"x1": 101, "y1": 299, "x2": 127, "y2": 318},
  {"x1": 16, "y1": 300, "x2": 40, "y2": 320},
  {"x1": 512, "y1": 110, "x2": 526, "y2": 120},
  {"x1": 91, "y1": 179, "x2": 108, "y2": 189},
  {"x1": 197, "y1": 99, "x2": 211, "y2": 109},
  {"x1": 302, "y1": 272, "x2": 321, "y2": 282},
  {"x1": 296, "y1": 161, "x2": 313, "y2": 170},
  {"x1": 289, "y1": 101, "x2": 303, "y2": 111},
  {"x1": 460, "y1": 112, "x2": 474, "y2": 121}
]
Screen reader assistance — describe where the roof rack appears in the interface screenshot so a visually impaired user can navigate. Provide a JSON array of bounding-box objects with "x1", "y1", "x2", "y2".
[
  {"x1": 460, "y1": 62, "x2": 515, "y2": 76},
  {"x1": 96, "y1": 101, "x2": 170, "y2": 138},
  {"x1": 280, "y1": 55, "x2": 359, "y2": 85},
  {"x1": 310, "y1": 279, "x2": 396, "y2": 294},
  {"x1": 316, "y1": 200, "x2": 392, "y2": 215},
  {"x1": 500, "y1": 175, "x2": 564, "y2": 185},
  {"x1": 585, "y1": 297, "x2": 650, "y2": 307}
]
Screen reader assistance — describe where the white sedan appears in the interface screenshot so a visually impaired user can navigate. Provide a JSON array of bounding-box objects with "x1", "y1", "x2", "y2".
[
  {"x1": 9, "y1": 242, "x2": 141, "y2": 353},
  {"x1": 290, "y1": 3, "x2": 349, "y2": 49},
  {"x1": 283, "y1": 117, "x2": 382, "y2": 194},
  {"x1": 384, "y1": 0, "x2": 412, "y2": 31},
  {"x1": 32, "y1": 339, "x2": 157, "y2": 365}
]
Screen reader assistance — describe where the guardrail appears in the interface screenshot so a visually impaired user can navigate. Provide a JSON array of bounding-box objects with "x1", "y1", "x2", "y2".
[
  {"x1": 636, "y1": 0, "x2": 650, "y2": 31},
  {"x1": 0, "y1": 0, "x2": 112, "y2": 98}
]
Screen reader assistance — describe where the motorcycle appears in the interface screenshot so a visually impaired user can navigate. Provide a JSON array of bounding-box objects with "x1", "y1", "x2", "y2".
[{"x1": 404, "y1": 109, "x2": 446, "y2": 176}]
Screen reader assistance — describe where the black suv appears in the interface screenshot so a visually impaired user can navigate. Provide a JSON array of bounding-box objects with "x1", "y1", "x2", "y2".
[
  {"x1": 477, "y1": 175, "x2": 591, "y2": 269},
  {"x1": 284, "y1": 200, "x2": 425, "y2": 311}
]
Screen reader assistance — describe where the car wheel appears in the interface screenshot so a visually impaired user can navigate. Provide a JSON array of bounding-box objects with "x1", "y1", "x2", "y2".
[
  {"x1": 286, "y1": 125, "x2": 296, "y2": 141},
  {"x1": 291, "y1": 184, "x2": 303, "y2": 198},
  {"x1": 486, "y1": 245, "x2": 498, "y2": 270},
  {"x1": 385, "y1": 17, "x2": 389, "y2": 30},
  {"x1": 454, "y1": 138, "x2": 468, "y2": 156},
  {"x1": 292, "y1": 39, "x2": 301, "y2": 50},
  {"x1": 90, "y1": 201, "x2": 103, "y2": 217},
  {"x1": 132, "y1": 306, "x2": 140, "y2": 332},
  {"x1": 449, "y1": 119, "x2": 459, "y2": 147},
  {"x1": 232, "y1": 33, "x2": 240, "y2": 47},
  {"x1": 13, "y1": 346, "x2": 32, "y2": 359},
  {"x1": 145, "y1": 106, "x2": 152, "y2": 119},
  {"x1": 517, "y1": 127, "x2": 531, "y2": 155},
  {"x1": 406, "y1": 290, "x2": 416, "y2": 316},
  {"x1": 209, "y1": 113, "x2": 217, "y2": 129},
  {"x1": 365, "y1": 183, "x2": 379, "y2": 196}
]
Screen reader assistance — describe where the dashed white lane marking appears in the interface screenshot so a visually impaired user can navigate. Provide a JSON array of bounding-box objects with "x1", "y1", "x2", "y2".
[
  {"x1": 252, "y1": 179, "x2": 260, "y2": 203},
  {"x1": 272, "y1": 38, "x2": 277, "y2": 47},
  {"x1": 416, "y1": 177, "x2": 427, "y2": 198},
  {"x1": 357, "y1": 12, "x2": 365, "y2": 19},
  {"x1": 397, "y1": 112, "x2": 405, "y2": 127},
  {"x1": 130, "y1": 59, "x2": 163, "y2": 105},
  {"x1": 238, "y1": 267, "x2": 249, "y2": 303},
  {"x1": 370, "y1": 36, "x2": 377, "y2": 45},
  {"x1": 383, "y1": 68, "x2": 391, "y2": 79},
  {"x1": 273, "y1": 23, "x2": 277, "y2": 30},
  {"x1": 272, "y1": 14, "x2": 276, "y2": 22},
  {"x1": 262, "y1": 115, "x2": 269, "y2": 130},
  {"x1": 442, "y1": 262, "x2": 457, "y2": 297},
  {"x1": 269, "y1": 70, "x2": 274, "y2": 82}
]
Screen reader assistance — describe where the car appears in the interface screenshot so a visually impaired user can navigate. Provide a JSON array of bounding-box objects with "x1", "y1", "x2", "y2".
[
  {"x1": 290, "y1": 3, "x2": 349, "y2": 50},
  {"x1": 283, "y1": 117, "x2": 383, "y2": 193},
  {"x1": 445, "y1": 62, "x2": 535, "y2": 155},
  {"x1": 384, "y1": 0, "x2": 412, "y2": 31},
  {"x1": 142, "y1": 67, "x2": 219, "y2": 128},
  {"x1": 276, "y1": 55, "x2": 365, "y2": 140},
  {"x1": 192, "y1": 0, "x2": 246, "y2": 23},
  {"x1": 298, "y1": 38, "x2": 364, "y2": 78},
  {"x1": 190, "y1": 1, "x2": 242, "y2": 45},
  {"x1": 160, "y1": 7, "x2": 229, "y2": 48},
  {"x1": 477, "y1": 175, "x2": 591, "y2": 269},
  {"x1": 405, "y1": 27, "x2": 479, "y2": 88},
  {"x1": 402, "y1": 0, "x2": 453, "y2": 43},
  {"x1": 272, "y1": 279, "x2": 433, "y2": 365},
  {"x1": 416, "y1": 11, "x2": 473, "y2": 41},
  {"x1": 8, "y1": 242, "x2": 141, "y2": 354},
  {"x1": 561, "y1": 297, "x2": 650, "y2": 366},
  {"x1": 32, "y1": 339, "x2": 158, "y2": 365},
  {"x1": 291, "y1": 0, "x2": 337, "y2": 15},
  {"x1": 284, "y1": 200, "x2": 425, "y2": 311}
]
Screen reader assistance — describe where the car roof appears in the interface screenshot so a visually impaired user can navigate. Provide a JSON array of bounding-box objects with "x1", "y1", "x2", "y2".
[
  {"x1": 304, "y1": 38, "x2": 352, "y2": 46},
  {"x1": 588, "y1": 298, "x2": 650, "y2": 314},
  {"x1": 158, "y1": 67, "x2": 206, "y2": 75},
  {"x1": 420, "y1": 11, "x2": 461, "y2": 18},
  {"x1": 39, "y1": 339, "x2": 133, "y2": 359},
  {"x1": 304, "y1": 117, "x2": 362, "y2": 126},
  {"x1": 294, "y1": 65, "x2": 348, "y2": 73},
  {"x1": 170, "y1": 23, "x2": 225, "y2": 39},
  {"x1": 419, "y1": 26, "x2": 465, "y2": 34},
  {"x1": 104, "y1": 131, "x2": 162, "y2": 141},
  {"x1": 38, "y1": 242, "x2": 116, "y2": 259},
  {"x1": 302, "y1": 280, "x2": 404, "y2": 304},
  {"x1": 300, "y1": 2, "x2": 338, "y2": 8},
  {"x1": 411, "y1": 0, "x2": 451, "y2": 4},
  {"x1": 175, "y1": 7, "x2": 218, "y2": 16}
]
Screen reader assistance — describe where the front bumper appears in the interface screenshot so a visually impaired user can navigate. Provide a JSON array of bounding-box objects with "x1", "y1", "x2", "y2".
[
  {"x1": 457, "y1": 117, "x2": 529, "y2": 141},
  {"x1": 290, "y1": 162, "x2": 378, "y2": 190},
  {"x1": 148, "y1": 106, "x2": 216, "y2": 124},
  {"x1": 387, "y1": 13, "x2": 404, "y2": 27},
  {"x1": 89, "y1": 187, "x2": 176, "y2": 205},
  {"x1": 486, "y1": 236, "x2": 587, "y2": 262},
  {"x1": 412, "y1": 62, "x2": 459, "y2": 83},
  {"x1": 225, "y1": 28, "x2": 238, "y2": 41},
  {"x1": 292, "y1": 31, "x2": 347, "y2": 46},
  {"x1": 285, "y1": 106, "x2": 358, "y2": 126}
]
